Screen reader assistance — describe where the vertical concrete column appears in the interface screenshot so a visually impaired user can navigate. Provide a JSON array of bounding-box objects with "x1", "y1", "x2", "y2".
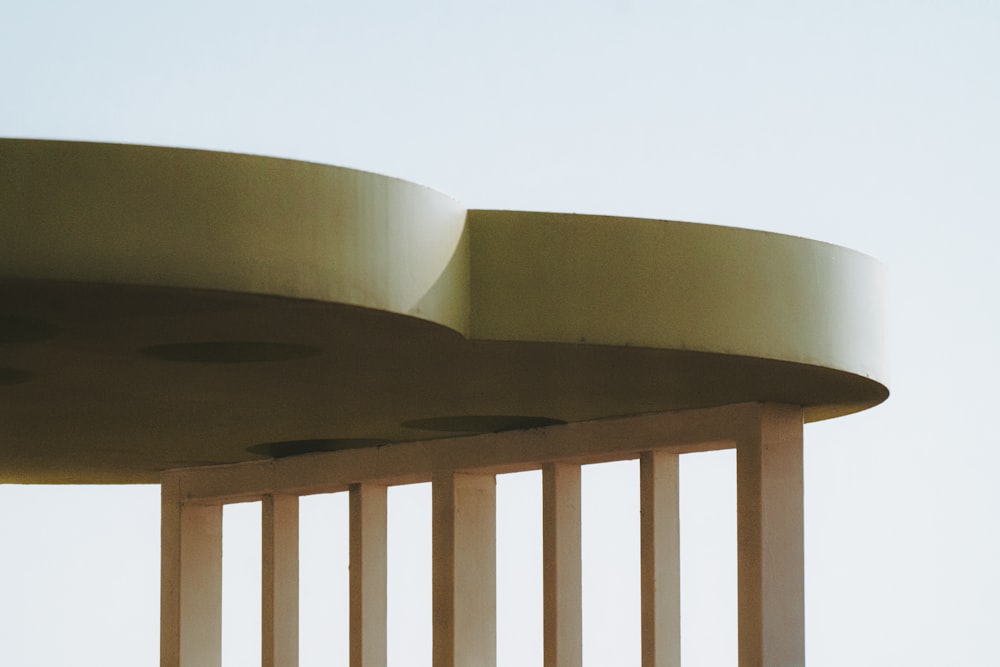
[
  {"x1": 262, "y1": 493, "x2": 299, "y2": 667},
  {"x1": 542, "y1": 462, "x2": 582, "y2": 667},
  {"x1": 432, "y1": 470, "x2": 497, "y2": 667},
  {"x1": 350, "y1": 483, "x2": 388, "y2": 667},
  {"x1": 737, "y1": 404, "x2": 805, "y2": 667},
  {"x1": 160, "y1": 475, "x2": 223, "y2": 667},
  {"x1": 639, "y1": 450, "x2": 680, "y2": 667}
]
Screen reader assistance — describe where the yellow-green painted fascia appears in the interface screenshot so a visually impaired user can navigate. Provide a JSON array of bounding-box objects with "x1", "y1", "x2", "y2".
[
  {"x1": 1, "y1": 139, "x2": 887, "y2": 415},
  {"x1": 467, "y1": 210, "x2": 886, "y2": 385},
  {"x1": 0, "y1": 139, "x2": 471, "y2": 334}
]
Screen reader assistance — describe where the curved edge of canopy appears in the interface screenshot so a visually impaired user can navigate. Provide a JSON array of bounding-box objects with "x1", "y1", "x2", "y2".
[
  {"x1": 467, "y1": 209, "x2": 888, "y2": 399},
  {"x1": 0, "y1": 139, "x2": 888, "y2": 420}
]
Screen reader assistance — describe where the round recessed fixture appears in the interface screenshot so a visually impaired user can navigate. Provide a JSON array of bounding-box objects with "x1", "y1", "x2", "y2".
[
  {"x1": 141, "y1": 341, "x2": 321, "y2": 363},
  {"x1": 403, "y1": 415, "x2": 567, "y2": 434},
  {"x1": 247, "y1": 438, "x2": 392, "y2": 458},
  {"x1": 0, "y1": 366, "x2": 34, "y2": 385},
  {"x1": 0, "y1": 315, "x2": 60, "y2": 343}
]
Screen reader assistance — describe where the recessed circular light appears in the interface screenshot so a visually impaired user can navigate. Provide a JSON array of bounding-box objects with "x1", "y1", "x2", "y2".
[
  {"x1": 0, "y1": 315, "x2": 60, "y2": 344},
  {"x1": 402, "y1": 415, "x2": 566, "y2": 434},
  {"x1": 0, "y1": 366, "x2": 34, "y2": 385},
  {"x1": 247, "y1": 438, "x2": 392, "y2": 458},
  {"x1": 141, "y1": 341, "x2": 321, "y2": 363}
]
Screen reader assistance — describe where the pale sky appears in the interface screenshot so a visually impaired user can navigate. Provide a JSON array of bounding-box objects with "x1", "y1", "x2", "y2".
[{"x1": 1, "y1": 1, "x2": 998, "y2": 665}]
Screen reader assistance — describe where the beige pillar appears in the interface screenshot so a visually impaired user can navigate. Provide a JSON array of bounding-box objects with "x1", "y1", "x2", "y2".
[
  {"x1": 432, "y1": 471, "x2": 497, "y2": 667},
  {"x1": 639, "y1": 451, "x2": 680, "y2": 667},
  {"x1": 737, "y1": 404, "x2": 804, "y2": 667},
  {"x1": 542, "y1": 462, "x2": 582, "y2": 667},
  {"x1": 161, "y1": 477, "x2": 223, "y2": 667},
  {"x1": 350, "y1": 483, "x2": 388, "y2": 667},
  {"x1": 262, "y1": 493, "x2": 299, "y2": 667}
]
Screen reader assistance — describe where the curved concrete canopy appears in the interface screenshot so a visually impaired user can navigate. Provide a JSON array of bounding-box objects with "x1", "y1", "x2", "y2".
[{"x1": 0, "y1": 139, "x2": 888, "y2": 483}]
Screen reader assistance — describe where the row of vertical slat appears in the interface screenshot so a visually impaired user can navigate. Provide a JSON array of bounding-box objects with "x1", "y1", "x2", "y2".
[
  {"x1": 161, "y1": 404, "x2": 804, "y2": 667},
  {"x1": 160, "y1": 455, "x2": 680, "y2": 667}
]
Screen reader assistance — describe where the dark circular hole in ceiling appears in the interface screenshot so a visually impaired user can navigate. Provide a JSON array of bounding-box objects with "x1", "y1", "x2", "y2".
[
  {"x1": 0, "y1": 315, "x2": 60, "y2": 343},
  {"x1": 141, "y1": 341, "x2": 321, "y2": 363},
  {"x1": 247, "y1": 438, "x2": 392, "y2": 458},
  {"x1": 402, "y1": 415, "x2": 567, "y2": 434},
  {"x1": 0, "y1": 366, "x2": 35, "y2": 385}
]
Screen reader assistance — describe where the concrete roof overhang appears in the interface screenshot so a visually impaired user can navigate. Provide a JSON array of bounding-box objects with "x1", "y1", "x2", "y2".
[{"x1": 0, "y1": 139, "x2": 888, "y2": 483}]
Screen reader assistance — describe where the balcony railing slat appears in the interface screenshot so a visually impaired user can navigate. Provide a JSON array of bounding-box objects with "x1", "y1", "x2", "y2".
[
  {"x1": 543, "y1": 462, "x2": 583, "y2": 667},
  {"x1": 736, "y1": 404, "x2": 805, "y2": 667},
  {"x1": 350, "y1": 483, "x2": 388, "y2": 667},
  {"x1": 262, "y1": 494, "x2": 299, "y2": 667},
  {"x1": 161, "y1": 480, "x2": 223, "y2": 667},
  {"x1": 432, "y1": 471, "x2": 497, "y2": 667},
  {"x1": 640, "y1": 450, "x2": 681, "y2": 667}
]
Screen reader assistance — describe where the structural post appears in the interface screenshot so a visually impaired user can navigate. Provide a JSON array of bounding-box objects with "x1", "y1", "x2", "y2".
[
  {"x1": 161, "y1": 475, "x2": 223, "y2": 667},
  {"x1": 262, "y1": 493, "x2": 299, "y2": 667},
  {"x1": 543, "y1": 462, "x2": 582, "y2": 667},
  {"x1": 736, "y1": 404, "x2": 805, "y2": 667},
  {"x1": 639, "y1": 450, "x2": 681, "y2": 667},
  {"x1": 432, "y1": 470, "x2": 497, "y2": 667},
  {"x1": 350, "y1": 483, "x2": 388, "y2": 667}
]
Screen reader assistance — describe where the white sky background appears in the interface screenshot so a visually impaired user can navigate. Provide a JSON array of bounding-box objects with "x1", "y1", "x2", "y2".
[{"x1": 1, "y1": 0, "x2": 998, "y2": 665}]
